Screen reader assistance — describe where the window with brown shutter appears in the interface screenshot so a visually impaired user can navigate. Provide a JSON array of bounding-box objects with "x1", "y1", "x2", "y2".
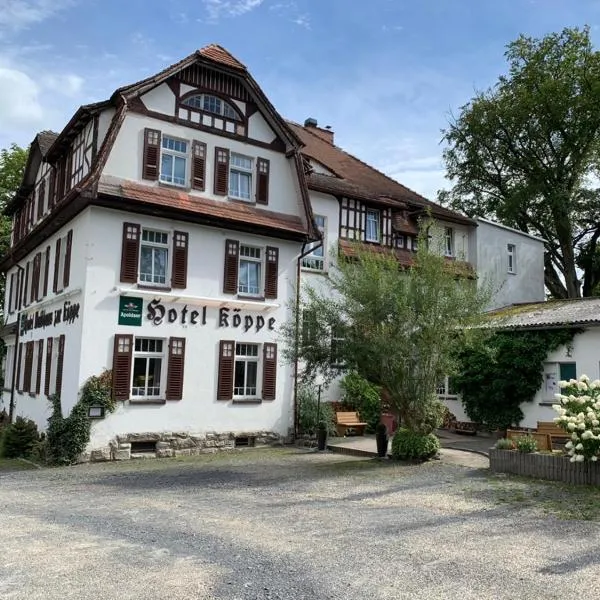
[
  {"x1": 43, "y1": 246, "x2": 50, "y2": 297},
  {"x1": 256, "y1": 158, "x2": 270, "y2": 205},
  {"x1": 44, "y1": 337, "x2": 53, "y2": 396},
  {"x1": 223, "y1": 239, "x2": 239, "y2": 294},
  {"x1": 23, "y1": 261, "x2": 30, "y2": 306},
  {"x1": 16, "y1": 343, "x2": 23, "y2": 392},
  {"x1": 56, "y1": 335, "x2": 65, "y2": 397},
  {"x1": 171, "y1": 231, "x2": 188, "y2": 289},
  {"x1": 165, "y1": 337, "x2": 185, "y2": 400},
  {"x1": 8, "y1": 273, "x2": 14, "y2": 314},
  {"x1": 264, "y1": 246, "x2": 279, "y2": 299},
  {"x1": 17, "y1": 270, "x2": 23, "y2": 310},
  {"x1": 53, "y1": 238, "x2": 61, "y2": 293},
  {"x1": 48, "y1": 168, "x2": 56, "y2": 210},
  {"x1": 35, "y1": 339, "x2": 43, "y2": 394},
  {"x1": 65, "y1": 154, "x2": 72, "y2": 195},
  {"x1": 262, "y1": 343, "x2": 277, "y2": 401},
  {"x1": 142, "y1": 128, "x2": 161, "y2": 180},
  {"x1": 217, "y1": 340, "x2": 235, "y2": 400},
  {"x1": 24, "y1": 341, "x2": 34, "y2": 394},
  {"x1": 120, "y1": 223, "x2": 141, "y2": 283},
  {"x1": 112, "y1": 334, "x2": 133, "y2": 401},
  {"x1": 191, "y1": 141, "x2": 207, "y2": 190},
  {"x1": 37, "y1": 180, "x2": 46, "y2": 220},
  {"x1": 32, "y1": 253, "x2": 40, "y2": 303},
  {"x1": 63, "y1": 229, "x2": 73, "y2": 289},
  {"x1": 214, "y1": 147, "x2": 229, "y2": 195}
]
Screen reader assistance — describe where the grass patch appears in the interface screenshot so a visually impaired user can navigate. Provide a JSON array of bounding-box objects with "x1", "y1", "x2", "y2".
[{"x1": 0, "y1": 458, "x2": 38, "y2": 472}]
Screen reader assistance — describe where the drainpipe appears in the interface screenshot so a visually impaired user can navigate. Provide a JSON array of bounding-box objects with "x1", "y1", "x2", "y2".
[
  {"x1": 8, "y1": 264, "x2": 25, "y2": 423},
  {"x1": 293, "y1": 239, "x2": 323, "y2": 439}
]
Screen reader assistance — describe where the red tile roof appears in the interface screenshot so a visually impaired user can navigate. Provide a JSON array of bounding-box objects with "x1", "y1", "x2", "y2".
[
  {"x1": 98, "y1": 179, "x2": 308, "y2": 238},
  {"x1": 198, "y1": 44, "x2": 246, "y2": 70},
  {"x1": 288, "y1": 121, "x2": 473, "y2": 226}
]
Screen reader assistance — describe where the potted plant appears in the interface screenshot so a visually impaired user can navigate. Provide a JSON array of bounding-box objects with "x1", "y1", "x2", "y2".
[{"x1": 375, "y1": 422, "x2": 388, "y2": 458}]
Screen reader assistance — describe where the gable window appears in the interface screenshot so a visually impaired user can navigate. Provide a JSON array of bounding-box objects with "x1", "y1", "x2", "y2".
[
  {"x1": 507, "y1": 243, "x2": 516, "y2": 273},
  {"x1": 182, "y1": 94, "x2": 240, "y2": 120},
  {"x1": 365, "y1": 209, "x2": 380, "y2": 243},
  {"x1": 444, "y1": 227, "x2": 454, "y2": 257},
  {"x1": 132, "y1": 338, "x2": 164, "y2": 398},
  {"x1": 140, "y1": 230, "x2": 169, "y2": 285},
  {"x1": 160, "y1": 136, "x2": 188, "y2": 186},
  {"x1": 234, "y1": 343, "x2": 259, "y2": 397},
  {"x1": 238, "y1": 245, "x2": 261, "y2": 296},
  {"x1": 229, "y1": 154, "x2": 253, "y2": 201},
  {"x1": 302, "y1": 215, "x2": 326, "y2": 271}
]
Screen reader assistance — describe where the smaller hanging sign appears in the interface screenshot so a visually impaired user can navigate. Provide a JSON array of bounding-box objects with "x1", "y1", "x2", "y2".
[{"x1": 118, "y1": 296, "x2": 143, "y2": 326}]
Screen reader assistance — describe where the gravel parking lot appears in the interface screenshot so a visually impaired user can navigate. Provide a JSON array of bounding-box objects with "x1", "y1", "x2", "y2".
[{"x1": 0, "y1": 448, "x2": 598, "y2": 600}]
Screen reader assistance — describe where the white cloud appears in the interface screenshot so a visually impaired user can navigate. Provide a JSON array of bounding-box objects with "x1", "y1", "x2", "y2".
[
  {"x1": 203, "y1": 0, "x2": 264, "y2": 21},
  {"x1": 41, "y1": 73, "x2": 84, "y2": 96},
  {"x1": 0, "y1": 65, "x2": 44, "y2": 128},
  {"x1": 0, "y1": 0, "x2": 75, "y2": 31}
]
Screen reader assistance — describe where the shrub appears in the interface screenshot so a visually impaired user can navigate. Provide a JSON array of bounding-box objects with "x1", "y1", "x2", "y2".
[
  {"x1": 553, "y1": 374, "x2": 600, "y2": 463},
  {"x1": 1, "y1": 416, "x2": 39, "y2": 458},
  {"x1": 340, "y1": 372, "x2": 381, "y2": 433},
  {"x1": 515, "y1": 435, "x2": 538, "y2": 453},
  {"x1": 495, "y1": 437, "x2": 515, "y2": 450},
  {"x1": 391, "y1": 428, "x2": 440, "y2": 460},
  {"x1": 297, "y1": 384, "x2": 336, "y2": 436}
]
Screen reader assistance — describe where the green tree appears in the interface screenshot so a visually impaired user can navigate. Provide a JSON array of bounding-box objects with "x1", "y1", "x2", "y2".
[
  {"x1": 440, "y1": 26, "x2": 600, "y2": 298},
  {"x1": 282, "y1": 223, "x2": 490, "y2": 438}
]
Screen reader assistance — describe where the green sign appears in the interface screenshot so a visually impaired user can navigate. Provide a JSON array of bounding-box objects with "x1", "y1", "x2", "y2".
[{"x1": 118, "y1": 296, "x2": 143, "y2": 326}]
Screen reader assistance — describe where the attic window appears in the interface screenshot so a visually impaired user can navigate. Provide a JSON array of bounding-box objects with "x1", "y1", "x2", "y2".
[{"x1": 182, "y1": 94, "x2": 240, "y2": 121}]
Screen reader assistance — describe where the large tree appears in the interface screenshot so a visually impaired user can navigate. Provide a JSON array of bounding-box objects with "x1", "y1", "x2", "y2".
[
  {"x1": 440, "y1": 26, "x2": 600, "y2": 298},
  {"x1": 0, "y1": 144, "x2": 28, "y2": 315},
  {"x1": 282, "y1": 225, "x2": 490, "y2": 438}
]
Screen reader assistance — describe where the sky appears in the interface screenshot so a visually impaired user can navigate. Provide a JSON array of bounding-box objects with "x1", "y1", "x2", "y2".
[{"x1": 1, "y1": 0, "x2": 600, "y2": 201}]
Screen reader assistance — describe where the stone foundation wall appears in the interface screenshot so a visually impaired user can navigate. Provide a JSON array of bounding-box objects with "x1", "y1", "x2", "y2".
[{"x1": 80, "y1": 431, "x2": 283, "y2": 463}]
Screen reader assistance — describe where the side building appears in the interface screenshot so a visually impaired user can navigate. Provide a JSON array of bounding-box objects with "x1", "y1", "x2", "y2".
[{"x1": 1, "y1": 45, "x2": 316, "y2": 459}]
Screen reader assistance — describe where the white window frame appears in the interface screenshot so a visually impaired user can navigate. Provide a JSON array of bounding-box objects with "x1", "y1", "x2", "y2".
[
  {"x1": 444, "y1": 227, "x2": 454, "y2": 257},
  {"x1": 507, "y1": 243, "x2": 516, "y2": 274},
  {"x1": 131, "y1": 337, "x2": 166, "y2": 399},
  {"x1": 365, "y1": 209, "x2": 380, "y2": 243},
  {"x1": 436, "y1": 376, "x2": 457, "y2": 399},
  {"x1": 139, "y1": 229, "x2": 170, "y2": 287},
  {"x1": 4, "y1": 345, "x2": 14, "y2": 392},
  {"x1": 159, "y1": 135, "x2": 188, "y2": 187},
  {"x1": 182, "y1": 94, "x2": 240, "y2": 121},
  {"x1": 302, "y1": 215, "x2": 326, "y2": 271},
  {"x1": 229, "y1": 153, "x2": 253, "y2": 201},
  {"x1": 234, "y1": 342, "x2": 260, "y2": 398},
  {"x1": 238, "y1": 245, "x2": 263, "y2": 297}
]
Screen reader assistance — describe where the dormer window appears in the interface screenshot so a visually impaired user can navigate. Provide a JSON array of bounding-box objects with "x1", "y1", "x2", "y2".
[{"x1": 182, "y1": 94, "x2": 241, "y2": 121}]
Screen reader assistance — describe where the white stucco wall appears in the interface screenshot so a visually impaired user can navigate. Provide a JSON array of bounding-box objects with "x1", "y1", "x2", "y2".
[
  {"x1": 247, "y1": 112, "x2": 276, "y2": 144},
  {"x1": 473, "y1": 219, "x2": 545, "y2": 310},
  {"x1": 141, "y1": 83, "x2": 176, "y2": 115},
  {"x1": 434, "y1": 220, "x2": 471, "y2": 262},
  {"x1": 102, "y1": 113, "x2": 301, "y2": 219}
]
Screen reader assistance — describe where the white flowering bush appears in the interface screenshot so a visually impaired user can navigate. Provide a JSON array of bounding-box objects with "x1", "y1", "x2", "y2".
[{"x1": 553, "y1": 374, "x2": 600, "y2": 463}]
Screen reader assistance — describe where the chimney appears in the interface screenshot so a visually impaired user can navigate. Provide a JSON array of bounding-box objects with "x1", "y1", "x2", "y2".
[{"x1": 303, "y1": 117, "x2": 334, "y2": 145}]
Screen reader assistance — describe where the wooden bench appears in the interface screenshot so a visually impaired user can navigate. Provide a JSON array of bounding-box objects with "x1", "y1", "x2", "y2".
[
  {"x1": 537, "y1": 421, "x2": 570, "y2": 447},
  {"x1": 507, "y1": 429, "x2": 553, "y2": 451},
  {"x1": 336, "y1": 412, "x2": 367, "y2": 437}
]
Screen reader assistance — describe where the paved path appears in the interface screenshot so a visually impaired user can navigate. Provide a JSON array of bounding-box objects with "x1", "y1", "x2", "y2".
[{"x1": 1, "y1": 448, "x2": 599, "y2": 599}]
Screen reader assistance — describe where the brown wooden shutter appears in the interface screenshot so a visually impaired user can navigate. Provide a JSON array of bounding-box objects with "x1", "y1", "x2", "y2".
[
  {"x1": 112, "y1": 334, "x2": 133, "y2": 400},
  {"x1": 43, "y1": 246, "x2": 50, "y2": 297},
  {"x1": 256, "y1": 158, "x2": 270, "y2": 205},
  {"x1": 56, "y1": 335, "x2": 65, "y2": 397},
  {"x1": 142, "y1": 128, "x2": 161, "y2": 180},
  {"x1": 37, "y1": 180, "x2": 46, "y2": 220},
  {"x1": 120, "y1": 223, "x2": 141, "y2": 283},
  {"x1": 44, "y1": 337, "x2": 53, "y2": 396},
  {"x1": 52, "y1": 237, "x2": 61, "y2": 293},
  {"x1": 214, "y1": 147, "x2": 229, "y2": 195},
  {"x1": 262, "y1": 343, "x2": 277, "y2": 401},
  {"x1": 171, "y1": 231, "x2": 188, "y2": 289},
  {"x1": 223, "y1": 239, "x2": 239, "y2": 294},
  {"x1": 217, "y1": 340, "x2": 235, "y2": 400},
  {"x1": 63, "y1": 229, "x2": 73, "y2": 288},
  {"x1": 35, "y1": 339, "x2": 43, "y2": 394},
  {"x1": 191, "y1": 141, "x2": 206, "y2": 190},
  {"x1": 166, "y1": 337, "x2": 185, "y2": 400},
  {"x1": 24, "y1": 341, "x2": 34, "y2": 393},
  {"x1": 23, "y1": 261, "x2": 30, "y2": 306},
  {"x1": 32, "y1": 253, "x2": 40, "y2": 302},
  {"x1": 16, "y1": 343, "x2": 23, "y2": 392},
  {"x1": 48, "y1": 169, "x2": 56, "y2": 210},
  {"x1": 8, "y1": 273, "x2": 14, "y2": 313},
  {"x1": 65, "y1": 154, "x2": 72, "y2": 194},
  {"x1": 264, "y1": 246, "x2": 279, "y2": 299}
]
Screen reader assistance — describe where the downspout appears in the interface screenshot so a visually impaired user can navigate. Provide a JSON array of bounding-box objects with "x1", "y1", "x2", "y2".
[
  {"x1": 8, "y1": 264, "x2": 25, "y2": 423},
  {"x1": 293, "y1": 239, "x2": 323, "y2": 439}
]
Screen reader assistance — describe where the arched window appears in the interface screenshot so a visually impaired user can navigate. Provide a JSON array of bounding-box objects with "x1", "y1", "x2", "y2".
[{"x1": 182, "y1": 94, "x2": 240, "y2": 121}]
